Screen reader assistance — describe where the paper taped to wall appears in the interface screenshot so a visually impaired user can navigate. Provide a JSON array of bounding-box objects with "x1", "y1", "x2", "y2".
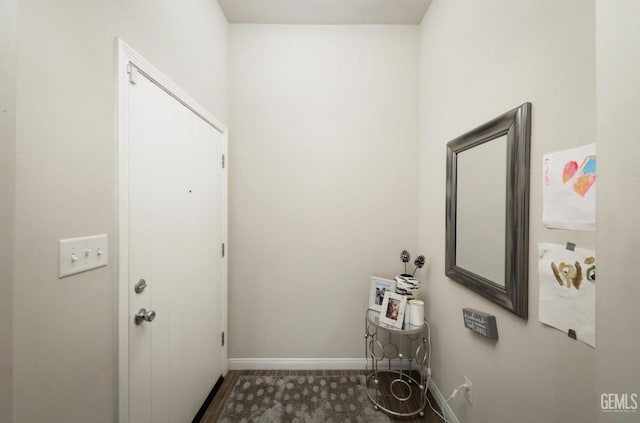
[
  {"x1": 538, "y1": 243, "x2": 596, "y2": 348},
  {"x1": 542, "y1": 143, "x2": 596, "y2": 231}
]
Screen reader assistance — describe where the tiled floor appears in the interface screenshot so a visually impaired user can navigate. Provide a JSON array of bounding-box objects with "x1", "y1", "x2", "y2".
[{"x1": 202, "y1": 370, "x2": 443, "y2": 423}]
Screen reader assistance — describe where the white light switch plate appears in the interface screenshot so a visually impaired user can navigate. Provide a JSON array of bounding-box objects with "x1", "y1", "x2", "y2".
[{"x1": 58, "y1": 234, "x2": 108, "y2": 278}]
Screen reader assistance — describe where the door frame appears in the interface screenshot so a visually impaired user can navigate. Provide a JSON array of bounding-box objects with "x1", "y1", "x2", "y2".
[{"x1": 115, "y1": 38, "x2": 228, "y2": 423}]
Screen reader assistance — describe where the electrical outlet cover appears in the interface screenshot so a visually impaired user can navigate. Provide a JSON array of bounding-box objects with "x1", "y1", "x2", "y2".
[{"x1": 464, "y1": 376, "x2": 473, "y2": 405}]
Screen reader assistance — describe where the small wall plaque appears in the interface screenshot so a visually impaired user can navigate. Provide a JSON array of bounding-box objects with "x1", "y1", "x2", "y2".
[{"x1": 463, "y1": 308, "x2": 498, "y2": 339}]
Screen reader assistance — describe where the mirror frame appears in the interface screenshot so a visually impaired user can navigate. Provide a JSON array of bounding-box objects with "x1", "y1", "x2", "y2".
[{"x1": 445, "y1": 103, "x2": 531, "y2": 319}]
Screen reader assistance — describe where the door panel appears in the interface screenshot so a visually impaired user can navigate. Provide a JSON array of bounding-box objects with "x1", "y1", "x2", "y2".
[{"x1": 128, "y1": 70, "x2": 223, "y2": 423}]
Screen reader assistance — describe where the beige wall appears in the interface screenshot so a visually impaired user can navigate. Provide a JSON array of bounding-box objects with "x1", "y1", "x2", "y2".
[
  {"x1": 119, "y1": 0, "x2": 228, "y2": 122},
  {"x1": 13, "y1": 1, "x2": 228, "y2": 421},
  {"x1": 228, "y1": 25, "x2": 419, "y2": 359},
  {"x1": 596, "y1": 1, "x2": 640, "y2": 421},
  {"x1": 418, "y1": 1, "x2": 597, "y2": 422},
  {"x1": 0, "y1": 0, "x2": 17, "y2": 420}
]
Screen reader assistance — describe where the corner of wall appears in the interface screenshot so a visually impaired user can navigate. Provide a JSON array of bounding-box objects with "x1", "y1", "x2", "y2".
[
  {"x1": 595, "y1": 1, "x2": 640, "y2": 421},
  {"x1": 0, "y1": 0, "x2": 17, "y2": 421}
]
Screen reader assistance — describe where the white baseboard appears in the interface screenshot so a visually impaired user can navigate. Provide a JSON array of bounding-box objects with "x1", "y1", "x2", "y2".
[
  {"x1": 428, "y1": 379, "x2": 461, "y2": 423},
  {"x1": 227, "y1": 358, "x2": 367, "y2": 370}
]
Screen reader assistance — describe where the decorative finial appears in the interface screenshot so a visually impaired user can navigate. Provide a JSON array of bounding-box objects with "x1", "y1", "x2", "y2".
[
  {"x1": 400, "y1": 250, "x2": 411, "y2": 274},
  {"x1": 413, "y1": 255, "x2": 426, "y2": 276}
]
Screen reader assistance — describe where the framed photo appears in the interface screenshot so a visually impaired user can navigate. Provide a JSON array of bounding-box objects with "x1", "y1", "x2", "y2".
[
  {"x1": 369, "y1": 277, "x2": 396, "y2": 312},
  {"x1": 379, "y1": 291, "x2": 407, "y2": 329}
]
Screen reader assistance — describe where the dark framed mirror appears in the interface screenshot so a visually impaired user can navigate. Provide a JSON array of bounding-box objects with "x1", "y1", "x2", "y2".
[{"x1": 445, "y1": 103, "x2": 531, "y2": 319}]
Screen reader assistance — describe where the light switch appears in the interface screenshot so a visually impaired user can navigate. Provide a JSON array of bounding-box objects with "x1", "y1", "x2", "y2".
[{"x1": 58, "y1": 234, "x2": 108, "y2": 278}]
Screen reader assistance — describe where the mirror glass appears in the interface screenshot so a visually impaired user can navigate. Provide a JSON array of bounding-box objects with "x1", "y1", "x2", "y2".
[{"x1": 456, "y1": 135, "x2": 507, "y2": 287}]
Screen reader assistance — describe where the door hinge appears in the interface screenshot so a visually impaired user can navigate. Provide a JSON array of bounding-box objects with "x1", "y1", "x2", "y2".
[
  {"x1": 221, "y1": 243, "x2": 225, "y2": 257},
  {"x1": 222, "y1": 154, "x2": 225, "y2": 169},
  {"x1": 221, "y1": 332, "x2": 225, "y2": 346},
  {"x1": 127, "y1": 63, "x2": 137, "y2": 85}
]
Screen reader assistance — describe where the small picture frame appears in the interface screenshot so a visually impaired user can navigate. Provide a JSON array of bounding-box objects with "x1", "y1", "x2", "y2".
[
  {"x1": 369, "y1": 277, "x2": 396, "y2": 312},
  {"x1": 379, "y1": 291, "x2": 407, "y2": 329}
]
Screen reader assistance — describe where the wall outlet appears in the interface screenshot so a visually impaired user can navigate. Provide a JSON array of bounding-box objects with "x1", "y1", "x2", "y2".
[{"x1": 464, "y1": 376, "x2": 473, "y2": 405}]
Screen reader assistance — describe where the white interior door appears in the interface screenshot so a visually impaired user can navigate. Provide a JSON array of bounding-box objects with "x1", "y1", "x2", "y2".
[{"x1": 126, "y1": 67, "x2": 225, "y2": 423}]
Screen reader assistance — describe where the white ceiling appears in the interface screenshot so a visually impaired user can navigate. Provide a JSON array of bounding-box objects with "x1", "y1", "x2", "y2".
[{"x1": 217, "y1": 0, "x2": 432, "y2": 25}]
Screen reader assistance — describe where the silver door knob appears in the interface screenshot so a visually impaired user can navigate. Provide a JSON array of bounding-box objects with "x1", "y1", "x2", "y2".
[{"x1": 134, "y1": 308, "x2": 156, "y2": 325}]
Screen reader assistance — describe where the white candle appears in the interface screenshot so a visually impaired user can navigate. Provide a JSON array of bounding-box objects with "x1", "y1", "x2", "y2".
[{"x1": 408, "y1": 299, "x2": 424, "y2": 326}]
